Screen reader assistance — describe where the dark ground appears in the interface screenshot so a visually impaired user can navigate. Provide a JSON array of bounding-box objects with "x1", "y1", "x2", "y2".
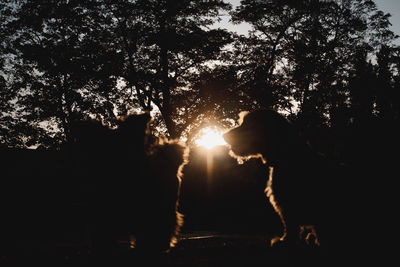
[{"x1": 1, "y1": 231, "x2": 331, "y2": 266}]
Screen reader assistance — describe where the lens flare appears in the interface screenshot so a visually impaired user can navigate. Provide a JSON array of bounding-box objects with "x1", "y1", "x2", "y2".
[{"x1": 195, "y1": 127, "x2": 226, "y2": 149}]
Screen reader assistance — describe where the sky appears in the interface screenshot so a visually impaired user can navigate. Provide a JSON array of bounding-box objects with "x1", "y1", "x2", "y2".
[{"x1": 221, "y1": 0, "x2": 400, "y2": 43}]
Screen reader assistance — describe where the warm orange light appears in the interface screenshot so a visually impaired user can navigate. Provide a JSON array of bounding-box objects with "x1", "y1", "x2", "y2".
[{"x1": 195, "y1": 127, "x2": 226, "y2": 149}]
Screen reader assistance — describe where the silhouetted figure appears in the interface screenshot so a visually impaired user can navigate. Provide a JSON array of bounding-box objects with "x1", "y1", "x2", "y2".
[
  {"x1": 223, "y1": 110, "x2": 357, "y2": 264},
  {"x1": 69, "y1": 112, "x2": 187, "y2": 260},
  {"x1": 223, "y1": 109, "x2": 400, "y2": 266}
]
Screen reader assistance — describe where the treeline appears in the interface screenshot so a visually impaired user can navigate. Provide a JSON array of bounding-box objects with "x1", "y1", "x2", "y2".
[{"x1": 1, "y1": 0, "x2": 399, "y2": 148}]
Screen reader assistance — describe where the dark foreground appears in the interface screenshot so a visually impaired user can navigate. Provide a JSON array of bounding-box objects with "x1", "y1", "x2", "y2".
[{"x1": 1, "y1": 232, "x2": 333, "y2": 266}]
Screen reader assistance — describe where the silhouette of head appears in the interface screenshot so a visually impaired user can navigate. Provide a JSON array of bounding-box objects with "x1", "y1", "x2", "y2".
[
  {"x1": 117, "y1": 112, "x2": 151, "y2": 154},
  {"x1": 69, "y1": 112, "x2": 151, "y2": 167},
  {"x1": 223, "y1": 109, "x2": 295, "y2": 165}
]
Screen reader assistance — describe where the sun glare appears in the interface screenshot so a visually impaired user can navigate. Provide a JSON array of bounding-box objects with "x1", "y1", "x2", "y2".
[{"x1": 195, "y1": 127, "x2": 227, "y2": 150}]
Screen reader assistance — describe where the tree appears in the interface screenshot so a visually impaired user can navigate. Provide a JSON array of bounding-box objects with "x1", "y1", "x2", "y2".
[
  {"x1": 181, "y1": 65, "x2": 252, "y2": 143},
  {"x1": 230, "y1": 0, "x2": 310, "y2": 109},
  {"x1": 100, "y1": 0, "x2": 232, "y2": 138},
  {"x1": 3, "y1": 0, "x2": 399, "y2": 148},
  {"x1": 0, "y1": 0, "x2": 38, "y2": 147},
  {"x1": 375, "y1": 45, "x2": 396, "y2": 121},
  {"x1": 348, "y1": 46, "x2": 376, "y2": 125},
  {"x1": 392, "y1": 48, "x2": 400, "y2": 122},
  {"x1": 2, "y1": 0, "x2": 232, "y2": 148},
  {"x1": 230, "y1": 0, "x2": 398, "y2": 127},
  {"x1": 2, "y1": 0, "x2": 126, "y2": 147}
]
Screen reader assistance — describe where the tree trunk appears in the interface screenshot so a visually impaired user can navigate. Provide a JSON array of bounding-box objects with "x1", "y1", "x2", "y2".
[{"x1": 158, "y1": 14, "x2": 179, "y2": 139}]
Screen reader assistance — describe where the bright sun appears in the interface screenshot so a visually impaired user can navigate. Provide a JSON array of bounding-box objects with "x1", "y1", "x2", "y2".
[{"x1": 195, "y1": 127, "x2": 227, "y2": 150}]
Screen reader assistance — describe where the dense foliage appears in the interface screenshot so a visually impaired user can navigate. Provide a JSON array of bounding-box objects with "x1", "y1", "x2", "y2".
[{"x1": 1, "y1": 0, "x2": 399, "y2": 148}]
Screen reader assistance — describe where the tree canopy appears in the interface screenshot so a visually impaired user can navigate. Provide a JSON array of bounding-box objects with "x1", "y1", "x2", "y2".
[{"x1": 1, "y1": 0, "x2": 399, "y2": 148}]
